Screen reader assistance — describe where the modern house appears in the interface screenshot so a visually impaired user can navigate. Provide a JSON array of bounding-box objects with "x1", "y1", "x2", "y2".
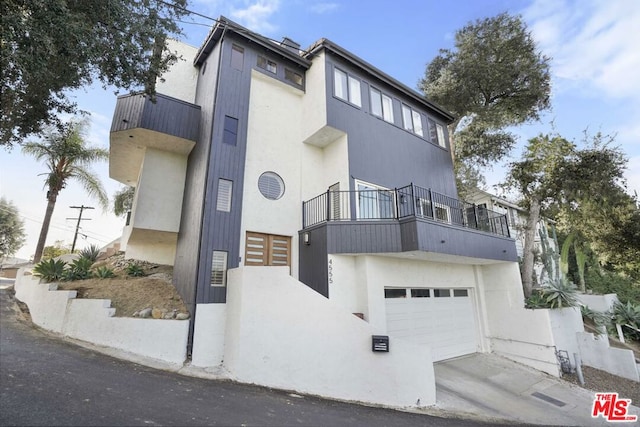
[
  {"x1": 469, "y1": 188, "x2": 560, "y2": 285},
  {"x1": 108, "y1": 17, "x2": 562, "y2": 407}
]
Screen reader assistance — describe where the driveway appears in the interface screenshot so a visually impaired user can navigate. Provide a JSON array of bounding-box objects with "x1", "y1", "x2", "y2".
[{"x1": 434, "y1": 353, "x2": 639, "y2": 426}]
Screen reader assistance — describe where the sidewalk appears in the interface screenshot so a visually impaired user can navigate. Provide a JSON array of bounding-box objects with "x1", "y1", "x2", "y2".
[{"x1": 433, "y1": 353, "x2": 639, "y2": 426}]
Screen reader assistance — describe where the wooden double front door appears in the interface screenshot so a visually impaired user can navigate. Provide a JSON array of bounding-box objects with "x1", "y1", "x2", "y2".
[{"x1": 244, "y1": 232, "x2": 291, "y2": 269}]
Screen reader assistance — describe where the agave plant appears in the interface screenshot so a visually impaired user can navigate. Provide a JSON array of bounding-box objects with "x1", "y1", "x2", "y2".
[
  {"x1": 542, "y1": 278, "x2": 579, "y2": 309},
  {"x1": 78, "y1": 244, "x2": 101, "y2": 262},
  {"x1": 611, "y1": 301, "x2": 640, "y2": 341},
  {"x1": 32, "y1": 258, "x2": 67, "y2": 282},
  {"x1": 94, "y1": 266, "x2": 115, "y2": 279},
  {"x1": 63, "y1": 257, "x2": 94, "y2": 281},
  {"x1": 126, "y1": 262, "x2": 145, "y2": 277},
  {"x1": 580, "y1": 305, "x2": 611, "y2": 328}
]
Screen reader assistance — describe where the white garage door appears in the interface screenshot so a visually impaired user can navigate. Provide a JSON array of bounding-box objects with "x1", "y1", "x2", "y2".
[{"x1": 385, "y1": 288, "x2": 477, "y2": 362}]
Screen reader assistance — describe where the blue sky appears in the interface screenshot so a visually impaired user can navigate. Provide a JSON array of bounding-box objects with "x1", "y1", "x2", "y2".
[{"x1": 1, "y1": 0, "x2": 638, "y2": 260}]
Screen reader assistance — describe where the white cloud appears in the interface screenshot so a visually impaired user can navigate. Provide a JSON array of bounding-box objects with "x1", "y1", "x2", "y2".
[
  {"x1": 523, "y1": 0, "x2": 640, "y2": 100},
  {"x1": 309, "y1": 2, "x2": 339, "y2": 14},
  {"x1": 231, "y1": 0, "x2": 280, "y2": 33}
]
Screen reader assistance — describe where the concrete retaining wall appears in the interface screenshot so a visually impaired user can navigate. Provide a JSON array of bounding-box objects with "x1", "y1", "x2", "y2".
[
  {"x1": 578, "y1": 333, "x2": 639, "y2": 382},
  {"x1": 14, "y1": 269, "x2": 188, "y2": 366},
  {"x1": 224, "y1": 266, "x2": 436, "y2": 408}
]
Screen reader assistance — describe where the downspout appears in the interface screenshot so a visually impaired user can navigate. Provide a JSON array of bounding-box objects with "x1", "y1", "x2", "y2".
[{"x1": 186, "y1": 24, "x2": 229, "y2": 359}]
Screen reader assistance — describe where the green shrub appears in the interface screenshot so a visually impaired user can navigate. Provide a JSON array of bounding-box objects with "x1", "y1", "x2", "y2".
[
  {"x1": 611, "y1": 301, "x2": 640, "y2": 341},
  {"x1": 78, "y1": 244, "x2": 101, "y2": 262},
  {"x1": 32, "y1": 259, "x2": 67, "y2": 282},
  {"x1": 94, "y1": 266, "x2": 115, "y2": 278},
  {"x1": 585, "y1": 269, "x2": 640, "y2": 305},
  {"x1": 580, "y1": 305, "x2": 611, "y2": 328},
  {"x1": 525, "y1": 278, "x2": 578, "y2": 309},
  {"x1": 126, "y1": 262, "x2": 145, "y2": 277},
  {"x1": 63, "y1": 257, "x2": 94, "y2": 281}
]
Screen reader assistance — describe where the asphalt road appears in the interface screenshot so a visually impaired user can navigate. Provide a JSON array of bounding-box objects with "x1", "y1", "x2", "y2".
[{"x1": 0, "y1": 288, "x2": 493, "y2": 427}]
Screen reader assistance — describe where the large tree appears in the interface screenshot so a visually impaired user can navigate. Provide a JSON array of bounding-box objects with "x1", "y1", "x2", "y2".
[
  {"x1": 1, "y1": 0, "x2": 187, "y2": 148},
  {"x1": 505, "y1": 133, "x2": 630, "y2": 297},
  {"x1": 0, "y1": 197, "x2": 26, "y2": 259},
  {"x1": 23, "y1": 119, "x2": 108, "y2": 263},
  {"x1": 420, "y1": 12, "x2": 551, "y2": 194}
]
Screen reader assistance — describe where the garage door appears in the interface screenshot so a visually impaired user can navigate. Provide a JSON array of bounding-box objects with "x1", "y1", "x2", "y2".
[{"x1": 385, "y1": 288, "x2": 477, "y2": 362}]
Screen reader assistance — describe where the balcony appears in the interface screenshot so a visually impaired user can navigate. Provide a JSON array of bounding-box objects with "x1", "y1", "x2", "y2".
[
  {"x1": 304, "y1": 184, "x2": 510, "y2": 235},
  {"x1": 110, "y1": 92, "x2": 200, "y2": 185},
  {"x1": 301, "y1": 185, "x2": 516, "y2": 263}
]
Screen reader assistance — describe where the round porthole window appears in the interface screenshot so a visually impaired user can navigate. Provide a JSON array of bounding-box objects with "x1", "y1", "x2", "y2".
[{"x1": 258, "y1": 172, "x2": 285, "y2": 200}]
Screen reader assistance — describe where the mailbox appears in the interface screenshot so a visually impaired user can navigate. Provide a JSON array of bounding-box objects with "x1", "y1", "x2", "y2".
[{"x1": 372, "y1": 335, "x2": 389, "y2": 352}]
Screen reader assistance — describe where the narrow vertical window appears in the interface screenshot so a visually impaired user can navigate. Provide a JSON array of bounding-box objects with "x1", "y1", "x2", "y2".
[
  {"x1": 381, "y1": 94, "x2": 394, "y2": 122},
  {"x1": 370, "y1": 88, "x2": 382, "y2": 117},
  {"x1": 428, "y1": 118, "x2": 437, "y2": 143},
  {"x1": 334, "y1": 68, "x2": 348, "y2": 101},
  {"x1": 285, "y1": 68, "x2": 303, "y2": 86},
  {"x1": 412, "y1": 110, "x2": 423, "y2": 137},
  {"x1": 211, "y1": 251, "x2": 228, "y2": 287},
  {"x1": 348, "y1": 76, "x2": 361, "y2": 107},
  {"x1": 216, "y1": 179, "x2": 233, "y2": 212},
  {"x1": 223, "y1": 116, "x2": 238, "y2": 146},
  {"x1": 231, "y1": 44, "x2": 244, "y2": 70},
  {"x1": 436, "y1": 123, "x2": 446, "y2": 148},
  {"x1": 402, "y1": 105, "x2": 413, "y2": 131}
]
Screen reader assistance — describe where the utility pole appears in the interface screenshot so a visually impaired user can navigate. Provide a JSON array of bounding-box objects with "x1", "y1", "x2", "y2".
[{"x1": 67, "y1": 205, "x2": 94, "y2": 252}]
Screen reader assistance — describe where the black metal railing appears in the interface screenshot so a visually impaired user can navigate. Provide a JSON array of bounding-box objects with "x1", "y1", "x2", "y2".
[{"x1": 302, "y1": 184, "x2": 510, "y2": 237}]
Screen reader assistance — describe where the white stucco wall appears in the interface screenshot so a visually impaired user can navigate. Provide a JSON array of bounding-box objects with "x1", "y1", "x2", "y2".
[
  {"x1": 300, "y1": 51, "x2": 328, "y2": 143},
  {"x1": 480, "y1": 262, "x2": 560, "y2": 376},
  {"x1": 132, "y1": 148, "x2": 187, "y2": 233},
  {"x1": 156, "y1": 39, "x2": 199, "y2": 103},
  {"x1": 577, "y1": 293, "x2": 619, "y2": 312},
  {"x1": 224, "y1": 266, "x2": 436, "y2": 407},
  {"x1": 240, "y1": 70, "x2": 307, "y2": 277},
  {"x1": 63, "y1": 299, "x2": 188, "y2": 365},
  {"x1": 14, "y1": 271, "x2": 75, "y2": 333},
  {"x1": 577, "y1": 332, "x2": 640, "y2": 382},
  {"x1": 14, "y1": 269, "x2": 189, "y2": 366},
  {"x1": 549, "y1": 307, "x2": 583, "y2": 363},
  {"x1": 191, "y1": 303, "x2": 226, "y2": 367}
]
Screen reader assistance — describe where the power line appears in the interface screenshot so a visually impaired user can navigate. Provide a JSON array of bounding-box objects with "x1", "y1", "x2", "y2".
[{"x1": 67, "y1": 205, "x2": 94, "y2": 252}]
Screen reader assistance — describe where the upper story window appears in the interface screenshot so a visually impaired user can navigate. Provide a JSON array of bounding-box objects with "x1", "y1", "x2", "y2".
[
  {"x1": 257, "y1": 55, "x2": 277, "y2": 73},
  {"x1": 285, "y1": 68, "x2": 303, "y2": 87},
  {"x1": 223, "y1": 116, "x2": 238, "y2": 146},
  {"x1": 231, "y1": 44, "x2": 244, "y2": 70},
  {"x1": 428, "y1": 118, "x2": 446, "y2": 148},
  {"x1": 355, "y1": 180, "x2": 395, "y2": 219},
  {"x1": 370, "y1": 87, "x2": 394, "y2": 123},
  {"x1": 402, "y1": 104, "x2": 423, "y2": 137},
  {"x1": 334, "y1": 68, "x2": 361, "y2": 107}
]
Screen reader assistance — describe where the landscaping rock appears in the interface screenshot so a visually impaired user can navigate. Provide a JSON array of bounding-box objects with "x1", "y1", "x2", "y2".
[
  {"x1": 137, "y1": 307, "x2": 152, "y2": 318},
  {"x1": 151, "y1": 308, "x2": 164, "y2": 319},
  {"x1": 176, "y1": 312, "x2": 190, "y2": 320}
]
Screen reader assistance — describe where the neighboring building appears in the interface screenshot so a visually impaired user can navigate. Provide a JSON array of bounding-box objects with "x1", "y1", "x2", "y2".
[
  {"x1": 108, "y1": 17, "x2": 561, "y2": 407},
  {"x1": 469, "y1": 189, "x2": 560, "y2": 285}
]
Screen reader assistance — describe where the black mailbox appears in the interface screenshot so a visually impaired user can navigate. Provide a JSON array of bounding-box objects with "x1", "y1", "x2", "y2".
[{"x1": 372, "y1": 335, "x2": 389, "y2": 352}]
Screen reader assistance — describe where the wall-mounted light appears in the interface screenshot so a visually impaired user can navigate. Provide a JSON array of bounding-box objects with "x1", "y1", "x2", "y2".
[
  {"x1": 440, "y1": 240, "x2": 446, "y2": 244},
  {"x1": 303, "y1": 232, "x2": 311, "y2": 245}
]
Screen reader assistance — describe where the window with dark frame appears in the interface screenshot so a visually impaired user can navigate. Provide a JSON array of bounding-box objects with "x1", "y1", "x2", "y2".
[
  {"x1": 216, "y1": 179, "x2": 233, "y2": 212},
  {"x1": 334, "y1": 68, "x2": 361, "y2": 107},
  {"x1": 231, "y1": 44, "x2": 244, "y2": 70},
  {"x1": 284, "y1": 68, "x2": 303, "y2": 86},
  {"x1": 370, "y1": 87, "x2": 394, "y2": 123},
  {"x1": 384, "y1": 288, "x2": 407, "y2": 298},
  {"x1": 222, "y1": 116, "x2": 238, "y2": 146},
  {"x1": 257, "y1": 55, "x2": 277, "y2": 73},
  {"x1": 211, "y1": 251, "x2": 228, "y2": 287}
]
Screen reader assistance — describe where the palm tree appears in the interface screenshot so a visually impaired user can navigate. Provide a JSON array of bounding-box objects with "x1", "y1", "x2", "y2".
[{"x1": 23, "y1": 119, "x2": 108, "y2": 263}]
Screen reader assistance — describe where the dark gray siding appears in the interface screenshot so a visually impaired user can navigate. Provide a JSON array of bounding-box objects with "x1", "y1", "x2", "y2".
[
  {"x1": 323, "y1": 52, "x2": 457, "y2": 197},
  {"x1": 111, "y1": 93, "x2": 200, "y2": 141},
  {"x1": 399, "y1": 218, "x2": 517, "y2": 261},
  {"x1": 173, "y1": 43, "x2": 222, "y2": 313},
  {"x1": 178, "y1": 33, "x2": 309, "y2": 305},
  {"x1": 298, "y1": 227, "x2": 329, "y2": 297},
  {"x1": 326, "y1": 221, "x2": 402, "y2": 253}
]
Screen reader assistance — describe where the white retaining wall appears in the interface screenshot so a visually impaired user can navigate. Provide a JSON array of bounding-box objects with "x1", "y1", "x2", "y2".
[
  {"x1": 191, "y1": 303, "x2": 226, "y2": 367},
  {"x1": 224, "y1": 266, "x2": 436, "y2": 408},
  {"x1": 14, "y1": 269, "x2": 189, "y2": 366},
  {"x1": 480, "y1": 263, "x2": 560, "y2": 376},
  {"x1": 576, "y1": 293, "x2": 618, "y2": 312},
  {"x1": 548, "y1": 307, "x2": 583, "y2": 361},
  {"x1": 577, "y1": 332, "x2": 640, "y2": 382}
]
